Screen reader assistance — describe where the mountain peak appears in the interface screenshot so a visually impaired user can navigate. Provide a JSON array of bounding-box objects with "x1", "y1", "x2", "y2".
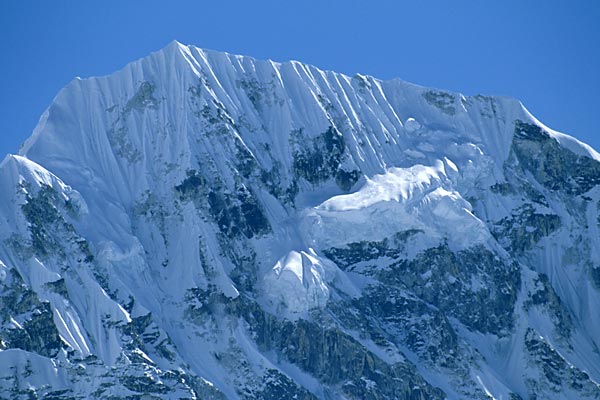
[{"x1": 2, "y1": 42, "x2": 600, "y2": 400}]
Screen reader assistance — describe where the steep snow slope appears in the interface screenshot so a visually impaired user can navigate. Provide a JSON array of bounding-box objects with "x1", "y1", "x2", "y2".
[{"x1": 1, "y1": 40, "x2": 600, "y2": 399}]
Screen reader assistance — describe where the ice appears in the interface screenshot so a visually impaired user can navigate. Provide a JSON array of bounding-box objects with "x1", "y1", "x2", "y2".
[
  {"x1": 404, "y1": 117, "x2": 421, "y2": 132},
  {"x1": 0, "y1": 260, "x2": 7, "y2": 281},
  {"x1": 307, "y1": 160, "x2": 490, "y2": 250},
  {"x1": 1, "y1": 40, "x2": 599, "y2": 398},
  {"x1": 318, "y1": 161, "x2": 447, "y2": 212},
  {"x1": 262, "y1": 250, "x2": 330, "y2": 314}
]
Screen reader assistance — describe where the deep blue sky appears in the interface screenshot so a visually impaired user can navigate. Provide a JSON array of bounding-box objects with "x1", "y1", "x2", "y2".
[{"x1": 1, "y1": 1, "x2": 599, "y2": 159}]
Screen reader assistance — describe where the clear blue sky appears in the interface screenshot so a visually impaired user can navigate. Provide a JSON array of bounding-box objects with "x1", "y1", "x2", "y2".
[{"x1": 1, "y1": 1, "x2": 599, "y2": 159}]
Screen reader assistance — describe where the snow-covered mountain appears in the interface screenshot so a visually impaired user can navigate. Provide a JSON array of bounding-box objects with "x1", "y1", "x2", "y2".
[{"x1": 1, "y1": 40, "x2": 600, "y2": 399}]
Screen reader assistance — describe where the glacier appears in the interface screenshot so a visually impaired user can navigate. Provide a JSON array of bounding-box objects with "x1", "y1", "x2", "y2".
[{"x1": 0, "y1": 40, "x2": 600, "y2": 399}]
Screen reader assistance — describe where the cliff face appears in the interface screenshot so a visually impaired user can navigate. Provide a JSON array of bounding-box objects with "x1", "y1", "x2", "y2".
[{"x1": 1, "y1": 41, "x2": 600, "y2": 399}]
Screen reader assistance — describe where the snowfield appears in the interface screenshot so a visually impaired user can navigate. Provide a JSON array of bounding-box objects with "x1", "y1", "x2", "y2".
[{"x1": 0, "y1": 41, "x2": 599, "y2": 399}]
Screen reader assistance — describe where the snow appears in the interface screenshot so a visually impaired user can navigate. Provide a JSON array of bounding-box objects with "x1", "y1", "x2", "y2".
[
  {"x1": 404, "y1": 117, "x2": 421, "y2": 132},
  {"x1": 262, "y1": 250, "x2": 330, "y2": 314},
  {"x1": 522, "y1": 104, "x2": 600, "y2": 161},
  {"x1": 318, "y1": 161, "x2": 447, "y2": 211},
  {"x1": 0, "y1": 260, "x2": 7, "y2": 281},
  {"x1": 0, "y1": 349, "x2": 70, "y2": 389},
  {"x1": 0, "y1": 40, "x2": 599, "y2": 399},
  {"x1": 307, "y1": 160, "x2": 490, "y2": 250}
]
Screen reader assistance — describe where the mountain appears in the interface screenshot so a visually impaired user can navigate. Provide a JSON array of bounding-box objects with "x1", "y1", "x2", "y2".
[{"x1": 1, "y1": 40, "x2": 600, "y2": 399}]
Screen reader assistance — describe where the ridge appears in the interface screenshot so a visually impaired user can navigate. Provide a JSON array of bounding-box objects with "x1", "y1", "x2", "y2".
[{"x1": 1, "y1": 40, "x2": 600, "y2": 400}]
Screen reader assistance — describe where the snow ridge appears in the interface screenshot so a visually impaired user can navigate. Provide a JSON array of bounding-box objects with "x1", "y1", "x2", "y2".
[{"x1": 0, "y1": 41, "x2": 599, "y2": 399}]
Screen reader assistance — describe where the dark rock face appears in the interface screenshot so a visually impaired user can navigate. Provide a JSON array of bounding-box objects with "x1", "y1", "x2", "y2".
[
  {"x1": 292, "y1": 126, "x2": 360, "y2": 191},
  {"x1": 492, "y1": 204, "x2": 561, "y2": 253},
  {"x1": 352, "y1": 286, "x2": 461, "y2": 369},
  {"x1": 513, "y1": 120, "x2": 600, "y2": 195},
  {"x1": 5, "y1": 44, "x2": 600, "y2": 400},
  {"x1": 20, "y1": 184, "x2": 75, "y2": 259},
  {"x1": 3, "y1": 115, "x2": 597, "y2": 400},
  {"x1": 176, "y1": 170, "x2": 271, "y2": 239},
  {"x1": 323, "y1": 230, "x2": 422, "y2": 270},
  {"x1": 384, "y1": 245, "x2": 520, "y2": 335},
  {"x1": 234, "y1": 299, "x2": 446, "y2": 400},
  {"x1": 524, "y1": 329, "x2": 600, "y2": 397},
  {"x1": 329, "y1": 240, "x2": 520, "y2": 336},
  {"x1": 525, "y1": 274, "x2": 573, "y2": 338},
  {"x1": 4, "y1": 303, "x2": 63, "y2": 358},
  {"x1": 0, "y1": 269, "x2": 63, "y2": 357},
  {"x1": 422, "y1": 90, "x2": 457, "y2": 115},
  {"x1": 256, "y1": 370, "x2": 317, "y2": 400}
]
